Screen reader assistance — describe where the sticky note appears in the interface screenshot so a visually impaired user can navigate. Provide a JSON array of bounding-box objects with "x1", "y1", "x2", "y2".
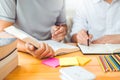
[
  {"x1": 59, "y1": 57, "x2": 79, "y2": 66},
  {"x1": 77, "y1": 56, "x2": 91, "y2": 66},
  {"x1": 41, "y1": 58, "x2": 59, "y2": 68}
]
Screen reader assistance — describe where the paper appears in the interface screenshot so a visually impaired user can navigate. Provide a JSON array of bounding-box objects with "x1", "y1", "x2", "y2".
[
  {"x1": 77, "y1": 56, "x2": 91, "y2": 66},
  {"x1": 59, "y1": 66, "x2": 96, "y2": 80},
  {"x1": 78, "y1": 43, "x2": 120, "y2": 54},
  {"x1": 59, "y1": 57, "x2": 79, "y2": 66},
  {"x1": 41, "y1": 58, "x2": 59, "y2": 68},
  {"x1": 43, "y1": 40, "x2": 79, "y2": 56}
]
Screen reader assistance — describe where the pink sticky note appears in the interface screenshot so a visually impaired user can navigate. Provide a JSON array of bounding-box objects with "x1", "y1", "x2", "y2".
[{"x1": 41, "y1": 58, "x2": 59, "y2": 68}]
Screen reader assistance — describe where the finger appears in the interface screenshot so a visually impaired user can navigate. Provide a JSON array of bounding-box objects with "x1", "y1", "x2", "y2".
[
  {"x1": 89, "y1": 34, "x2": 93, "y2": 39},
  {"x1": 25, "y1": 43, "x2": 35, "y2": 51},
  {"x1": 54, "y1": 27, "x2": 66, "y2": 35},
  {"x1": 44, "y1": 46, "x2": 55, "y2": 58},
  {"x1": 77, "y1": 32, "x2": 88, "y2": 45},
  {"x1": 80, "y1": 29, "x2": 89, "y2": 39},
  {"x1": 34, "y1": 43, "x2": 46, "y2": 58},
  {"x1": 25, "y1": 43, "x2": 37, "y2": 55},
  {"x1": 39, "y1": 43, "x2": 50, "y2": 59}
]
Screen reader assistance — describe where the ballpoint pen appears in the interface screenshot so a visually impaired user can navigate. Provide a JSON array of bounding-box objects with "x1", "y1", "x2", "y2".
[{"x1": 86, "y1": 30, "x2": 89, "y2": 46}]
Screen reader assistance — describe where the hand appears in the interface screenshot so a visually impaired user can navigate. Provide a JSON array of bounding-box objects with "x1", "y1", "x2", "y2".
[
  {"x1": 92, "y1": 35, "x2": 120, "y2": 44},
  {"x1": 75, "y1": 29, "x2": 93, "y2": 45},
  {"x1": 51, "y1": 25, "x2": 67, "y2": 42},
  {"x1": 25, "y1": 42, "x2": 55, "y2": 59}
]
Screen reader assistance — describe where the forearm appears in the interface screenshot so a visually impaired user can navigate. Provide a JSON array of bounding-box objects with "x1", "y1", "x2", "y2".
[{"x1": 0, "y1": 20, "x2": 13, "y2": 32}]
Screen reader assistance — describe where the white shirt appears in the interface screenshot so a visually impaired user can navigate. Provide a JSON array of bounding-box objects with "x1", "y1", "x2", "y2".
[{"x1": 71, "y1": 0, "x2": 120, "y2": 40}]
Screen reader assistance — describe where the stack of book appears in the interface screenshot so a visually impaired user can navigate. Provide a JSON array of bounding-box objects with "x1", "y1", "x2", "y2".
[
  {"x1": 0, "y1": 37, "x2": 18, "y2": 80},
  {"x1": 98, "y1": 55, "x2": 120, "y2": 72}
]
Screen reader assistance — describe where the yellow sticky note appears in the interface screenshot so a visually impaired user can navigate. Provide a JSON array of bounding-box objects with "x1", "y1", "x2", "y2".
[
  {"x1": 59, "y1": 57, "x2": 79, "y2": 66},
  {"x1": 77, "y1": 56, "x2": 91, "y2": 66}
]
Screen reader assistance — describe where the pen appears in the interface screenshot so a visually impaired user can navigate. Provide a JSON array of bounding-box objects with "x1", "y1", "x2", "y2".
[{"x1": 86, "y1": 30, "x2": 89, "y2": 46}]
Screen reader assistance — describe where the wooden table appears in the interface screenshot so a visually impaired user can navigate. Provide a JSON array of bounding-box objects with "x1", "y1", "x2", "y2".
[{"x1": 4, "y1": 50, "x2": 120, "y2": 80}]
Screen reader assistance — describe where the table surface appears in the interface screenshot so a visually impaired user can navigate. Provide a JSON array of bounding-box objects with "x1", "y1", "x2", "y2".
[{"x1": 4, "y1": 50, "x2": 120, "y2": 80}]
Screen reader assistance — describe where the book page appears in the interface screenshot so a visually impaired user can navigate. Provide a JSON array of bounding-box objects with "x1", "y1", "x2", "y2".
[
  {"x1": 42, "y1": 40, "x2": 79, "y2": 55},
  {"x1": 78, "y1": 43, "x2": 120, "y2": 54},
  {"x1": 43, "y1": 40, "x2": 78, "y2": 51}
]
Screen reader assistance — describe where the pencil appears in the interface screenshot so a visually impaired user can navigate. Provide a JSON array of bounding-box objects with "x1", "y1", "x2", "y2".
[
  {"x1": 106, "y1": 56, "x2": 117, "y2": 71},
  {"x1": 100, "y1": 56, "x2": 109, "y2": 72},
  {"x1": 103, "y1": 56, "x2": 111, "y2": 71},
  {"x1": 97, "y1": 56, "x2": 106, "y2": 72},
  {"x1": 114, "y1": 55, "x2": 120, "y2": 61},
  {"x1": 104, "y1": 56, "x2": 115, "y2": 71},
  {"x1": 109, "y1": 55, "x2": 120, "y2": 71},
  {"x1": 111, "y1": 55, "x2": 120, "y2": 65}
]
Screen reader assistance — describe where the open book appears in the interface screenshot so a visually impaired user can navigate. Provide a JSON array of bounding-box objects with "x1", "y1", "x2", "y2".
[
  {"x1": 4, "y1": 26, "x2": 79, "y2": 56},
  {"x1": 78, "y1": 43, "x2": 120, "y2": 54}
]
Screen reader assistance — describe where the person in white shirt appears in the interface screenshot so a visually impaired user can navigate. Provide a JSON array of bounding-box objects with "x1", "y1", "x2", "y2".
[{"x1": 71, "y1": 0, "x2": 120, "y2": 45}]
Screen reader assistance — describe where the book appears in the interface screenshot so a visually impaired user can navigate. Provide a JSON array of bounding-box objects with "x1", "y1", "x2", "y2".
[
  {"x1": 59, "y1": 66, "x2": 96, "y2": 80},
  {"x1": 0, "y1": 49, "x2": 18, "y2": 80},
  {"x1": 4, "y1": 26, "x2": 79, "y2": 56},
  {"x1": 0, "y1": 38, "x2": 17, "y2": 60},
  {"x1": 78, "y1": 43, "x2": 120, "y2": 54}
]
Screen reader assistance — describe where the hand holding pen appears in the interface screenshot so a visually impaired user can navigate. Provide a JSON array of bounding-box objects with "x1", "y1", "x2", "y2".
[
  {"x1": 51, "y1": 24, "x2": 67, "y2": 42},
  {"x1": 76, "y1": 29, "x2": 93, "y2": 46}
]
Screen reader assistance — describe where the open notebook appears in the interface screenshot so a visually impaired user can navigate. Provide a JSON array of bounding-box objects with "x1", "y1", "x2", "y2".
[
  {"x1": 4, "y1": 26, "x2": 79, "y2": 56},
  {"x1": 78, "y1": 43, "x2": 120, "y2": 54}
]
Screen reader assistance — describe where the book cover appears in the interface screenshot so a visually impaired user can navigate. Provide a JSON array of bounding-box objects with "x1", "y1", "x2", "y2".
[
  {"x1": 0, "y1": 38, "x2": 17, "y2": 60},
  {"x1": 0, "y1": 50, "x2": 18, "y2": 80}
]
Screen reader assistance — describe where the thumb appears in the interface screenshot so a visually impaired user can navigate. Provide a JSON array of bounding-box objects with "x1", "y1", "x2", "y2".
[{"x1": 25, "y1": 43, "x2": 35, "y2": 51}]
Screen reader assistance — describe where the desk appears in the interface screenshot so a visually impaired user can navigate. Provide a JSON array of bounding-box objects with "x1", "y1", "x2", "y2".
[{"x1": 5, "y1": 51, "x2": 120, "y2": 80}]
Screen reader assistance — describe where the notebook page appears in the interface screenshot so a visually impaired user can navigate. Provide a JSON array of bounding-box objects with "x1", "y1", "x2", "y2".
[{"x1": 77, "y1": 43, "x2": 116, "y2": 54}]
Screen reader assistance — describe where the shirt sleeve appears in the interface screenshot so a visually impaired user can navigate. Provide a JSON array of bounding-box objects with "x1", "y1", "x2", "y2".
[
  {"x1": 55, "y1": 0, "x2": 66, "y2": 25},
  {"x1": 0, "y1": 0, "x2": 16, "y2": 22},
  {"x1": 70, "y1": 0, "x2": 88, "y2": 36}
]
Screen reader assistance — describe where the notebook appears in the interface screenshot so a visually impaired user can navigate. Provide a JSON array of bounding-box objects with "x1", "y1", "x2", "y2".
[
  {"x1": 4, "y1": 26, "x2": 79, "y2": 56},
  {"x1": 59, "y1": 66, "x2": 96, "y2": 80},
  {"x1": 78, "y1": 43, "x2": 120, "y2": 54}
]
